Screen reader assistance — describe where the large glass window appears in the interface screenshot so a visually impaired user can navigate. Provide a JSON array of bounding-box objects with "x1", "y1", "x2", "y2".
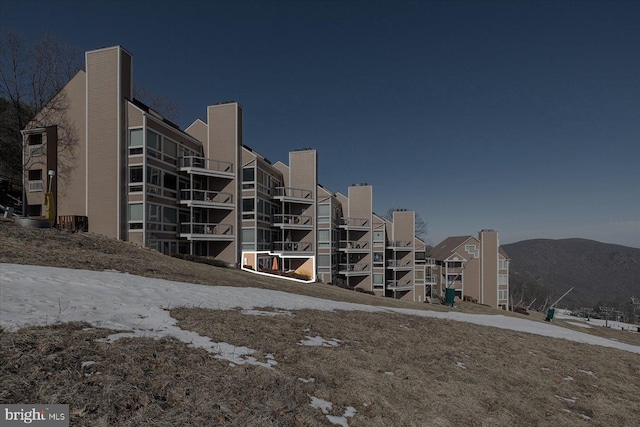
[
  {"x1": 317, "y1": 254, "x2": 330, "y2": 267},
  {"x1": 373, "y1": 273, "x2": 384, "y2": 285},
  {"x1": 243, "y1": 198, "x2": 255, "y2": 220},
  {"x1": 129, "y1": 203, "x2": 143, "y2": 221},
  {"x1": 147, "y1": 204, "x2": 160, "y2": 222},
  {"x1": 129, "y1": 166, "x2": 143, "y2": 183},
  {"x1": 373, "y1": 230, "x2": 385, "y2": 242},
  {"x1": 242, "y1": 228, "x2": 255, "y2": 250},
  {"x1": 243, "y1": 167, "x2": 255, "y2": 182},
  {"x1": 373, "y1": 252, "x2": 384, "y2": 265},
  {"x1": 129, "y1": 129, "x2": 143, "y2": 147},
  {"x1": 160, "y1": 207, "x2": 177, "y2": 232}
]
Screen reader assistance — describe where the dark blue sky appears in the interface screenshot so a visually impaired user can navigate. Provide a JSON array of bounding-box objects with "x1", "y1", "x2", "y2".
[{"x1": 3, "y1": 0, "x2": 639, "y2": 247}]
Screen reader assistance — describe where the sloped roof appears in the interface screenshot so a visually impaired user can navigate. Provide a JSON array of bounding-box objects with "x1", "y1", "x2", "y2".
[
  {"x1": 499, "y1": 246, "x2": 510, "y2": 259},
  {"x1": 430, "y1": 236, "x2": 473, "y2": 260}
]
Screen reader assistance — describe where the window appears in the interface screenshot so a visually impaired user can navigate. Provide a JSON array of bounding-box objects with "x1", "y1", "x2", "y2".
[
  {"x1": 29, "y1": 134, "x2": 43, "y2": 145},
  {"x1": 242, "y1": 228, "x2": 255, "y2": 242},
  {"x1": 163, "y1": 207, "x2": 177, "y2": 231},
  {"x1": 499, "y1": 274, "x2": 508, "y2": 285},
  {"x1": 129, "y1": 203, "x2": 143, "y2": 229},
  {"x1": 147, "y1": 130, "x2": 160, "y2": 150},
  {"x1": 373, "y1": 230, "x2": 384, "y2": 242},
  {"x1": 318, "y1": 204, "x2": 330, "y2": 224},
  {"x1": 447, "y1": 261, "x2": 462, "y2": 268},
  {"x1": 446, "y1": 274, "x2": 461, "y2": 285},
  {"x1": 373, "y1": 273, "x2": 384, "y2": 286},
  {"x1": 147, "y1": 204, "x2": 160, "y2": 222},
  {"x1": 243, "y1": 198, "x2": 255, "y2": 219},
  {"x1": 28, "y1": 135, "x2": 43, "y2": 156},
  {"x1": 243, "y1": 167, "x2": 255, "y2": 182},
  {"x1": 317, "y1": 254, "x2": 330, "y2": 267},
  {"x1": 465, "y1": 245, "x2": 478, "y2": 258},
  {"x1": 164, "y1": 138, "x2": 177, "y2": 158},
  {"x1": 163, "y1": 173, "x2": 177, "y2": 190},
  {"x1": 28, "y1": 169, "x2": 42, "y2": 180},
  {"x1": 28, "y1": 170, "x2": 43, "y2": 192},
  {"x1": 499, "y1": 290, "x2": 508, "y2": 300},
  {"x1": 499, "y1": 259, "x2": 509, "y2": 269},
  {"x1": 129, "y1": 166, "x2": 143, "y2": 183},
  {"x1": 147, "y1": 167, "x2": 160, "y2": 186},
  {"x1": 373, "y1": 252, "x2": 383, "y2": 265},
  {"x1": 318, "y1": 229, "x2": 330, "y2": 248},
  {"x1": 129, "y1": 129, "x2": 143, "y2": 146}
]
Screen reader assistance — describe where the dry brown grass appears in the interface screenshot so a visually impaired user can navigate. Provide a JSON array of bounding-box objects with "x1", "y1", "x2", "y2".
[{"x1": 2, "y1": 219, "x2": 640, "y2": 426}]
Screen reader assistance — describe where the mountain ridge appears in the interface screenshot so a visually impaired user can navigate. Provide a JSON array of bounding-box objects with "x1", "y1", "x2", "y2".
[{"x1": 503, "y1": 238, "x2": 640, "y2": 310}]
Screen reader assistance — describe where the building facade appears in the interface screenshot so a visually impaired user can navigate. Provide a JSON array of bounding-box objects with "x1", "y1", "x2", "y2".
[
  {"x1": 21, "y1": 45, "x2": 509, "y2": 307},
  {"x1": 430, "y1": 230, "x2": 510, "y2": 309}
]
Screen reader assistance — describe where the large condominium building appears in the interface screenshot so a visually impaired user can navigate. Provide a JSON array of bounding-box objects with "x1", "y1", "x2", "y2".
[
  {"x1": 21, "y1": 45, "x2": 508, "y2": 307},
  {"x1": 431, "y1": 230, "x2": 510, "y2": 309}
]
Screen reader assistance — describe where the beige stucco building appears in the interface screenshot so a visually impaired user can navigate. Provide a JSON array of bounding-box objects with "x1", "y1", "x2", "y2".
[{"x1": 21, "y1": 45, "x2": 508, "y2": 307}]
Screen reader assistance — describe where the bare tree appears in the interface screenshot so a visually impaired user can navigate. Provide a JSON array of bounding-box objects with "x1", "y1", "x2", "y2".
[
  {"x1": 384, "y1": 207, "x2": 429, "y2": 242},
  {"x1": 134, "y1": 85, "x2": 180, "y2": 123},
  {"x1": 0, "y1": 30, "x2": 82, "y2": 180}
]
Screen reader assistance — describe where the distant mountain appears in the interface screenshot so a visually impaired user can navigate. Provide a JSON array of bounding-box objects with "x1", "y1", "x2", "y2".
[{"x1": 502, "y1": 238, "x2": 640, "y2": 310}]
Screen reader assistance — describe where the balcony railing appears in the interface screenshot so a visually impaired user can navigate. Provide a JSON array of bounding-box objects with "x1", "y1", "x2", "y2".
[
  {"x1": 388, "y1": 240, "x2": 413, "y2": 248},
  {"x1": 340, "y1": 217, "x2": 369, "y2": 228},
  {"x1": 415, "y1": 256, "x2": 435, "y2": 265},
  {"x1": 387, "y1": 259, "x2": 413, "y2": 268},
  {"x1": 179, "y1": 156, "x2": 234, "y2": 174},
  {"x1": 272, "y1": 214, "x2": 313, "y2": 226},
  {"x1": 179, "y1": 189, "x2": 233, "y2": 206},
  {"x1": 339, "y1": 262, "x2": 370, "y2": 273},
  {"x1": 273, "y1": 187, "x2": 313, "y2": 200},
  {"x1": 28, "y1": 180, "x2": 43, "y2": 192},
  {"x1": 387, "y1": 279, "x2": 413, "y2": 289},
  {"x1": 179, "y1": 222, "x2": 233, "y2": 237},
  {"x1": 273, "y1": 241, "x2": 313, "y2": 252},
  {"x1": 339, "y1": 240, "x2": 370, "y2": 250}
]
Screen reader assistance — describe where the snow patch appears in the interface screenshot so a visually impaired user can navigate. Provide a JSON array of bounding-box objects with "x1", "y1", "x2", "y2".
[{"x1": 298, "y1": 335, "x2": 342, "y2": 347}]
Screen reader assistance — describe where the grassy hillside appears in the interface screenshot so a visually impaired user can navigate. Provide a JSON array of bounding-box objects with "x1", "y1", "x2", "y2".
[{"x1": 2, "y1": 220, "x2": 640, "y2": 426}]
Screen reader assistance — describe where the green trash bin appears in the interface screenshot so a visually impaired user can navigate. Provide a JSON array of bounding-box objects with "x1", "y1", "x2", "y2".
[
  {"x1": 445, "y1": 288, "x2": 456, "y2": 306},
  {"x1": 545, "y1": 307, "x2": 555, "y2": 322}
]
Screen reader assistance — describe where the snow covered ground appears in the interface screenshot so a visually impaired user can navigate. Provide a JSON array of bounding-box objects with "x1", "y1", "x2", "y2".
[
  {"x1": 1, "y1": 263, "x2": 639, "y2": 357},
  {"x1": 555, "y1": 308, "x2": 640, "y2": 331}
]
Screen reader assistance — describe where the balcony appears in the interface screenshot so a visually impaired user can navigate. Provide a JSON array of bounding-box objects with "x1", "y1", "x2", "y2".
[
  {"x1": 387, "y1": 259, "x2": 413, "y2": 270},
  {"x1": 339, "y1": 240, "x2": 370, "y2": 252},
  {"x1": 415, "y1": 256, "x2": 435, "y2": 265},
  {"x1": 272, "y1": 240, "x2": 313, "y2": 253},
  {"x1": 179, "y1": 189, "x2": 234, "y2": 209},
  {"x1": 178, "y1": 156, "x2": 234, "y2": 179},
  {"x1": 272, "y1": 213, "x2": 313, "y2": 228},
  {"x1": 339, "y1": 217, "x2": 369, "y2": 230},
  {"x1": 178, "y1": 222, "x2": 234, "y2": 240},
  {"x1": 339, "y1": 262, "x2": 370, "y2": 275},
  {"x1": 388, "y1": 240, "x2": 413, "y2": 250},
  {"x1": 386, "y1": 279, "x2": 413, "y2": 291},
  {"x1": 273, "y1": 187, "x2": 313, "y2": 203}
]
